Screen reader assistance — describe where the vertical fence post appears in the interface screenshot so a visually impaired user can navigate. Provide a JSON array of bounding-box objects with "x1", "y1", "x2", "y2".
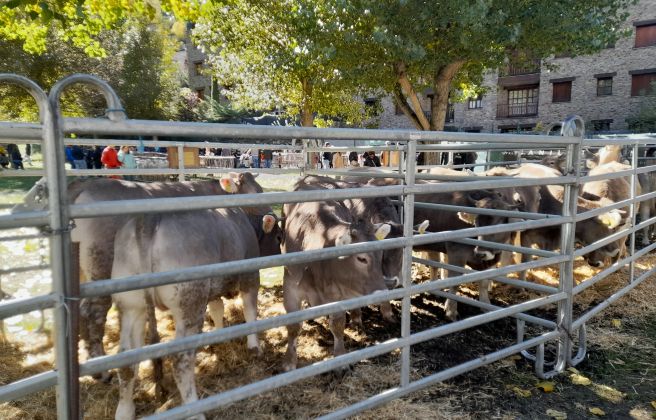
[
  {"x1": 400, "y1": 139, "x2": 416, "y2": 387},
  {"x1": 556, "y1": 121, "x2": 583, "y2": 371},
  {"x1": 177, "y1": 142, "x2": 185, "y2": 182},
  {"x1": 301, "y1": 139, "x2": 308, "y2": 177},
  {"x1": 629, "y1": 142, "x2": 639, "y2": 282},
  {"x1": 68, "y1": 242, "x2": 81, "y2": 419}
]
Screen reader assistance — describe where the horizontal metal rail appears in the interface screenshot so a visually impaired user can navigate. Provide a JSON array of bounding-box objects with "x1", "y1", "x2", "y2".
[
  {"x1": 413, "y1": 257, "x2": 560, "y2": 295},
  {"x1": 0, "y1": 264, "x2": 49, "y2": 276},
  {"x1": 0, "y1": 293, "x2": 58, "y2": 320},
  {"x1": 142, "y1": 293, "x2": 565, "y2": 420},
  {"x1": 430, "y1": 290, "x2": 556, "y2": 329},
  {"x1": 572, "y1": 264, "x2": 656, "y2": 330},
  {"x1": 411, "y1": 201, "x2": 550, "y2": 221},
  {"x1": 318, "y1": 330, "x2": 562, "y2": 420},
  {"x1": 453, "y1": 237, "x2": 559, "y2": 258},
  {"x1": 0, "y1": 370, "x2": 58, "y2": 403},
  {"x1": 0, "y1": 211, "x2": 49, "y2": 229},
  {"x1": 0, "y1": 233, "x2": 47, "y2": 242},
  {"x1": 573, "y1": 241, "x2": 656, "y2": 295}
]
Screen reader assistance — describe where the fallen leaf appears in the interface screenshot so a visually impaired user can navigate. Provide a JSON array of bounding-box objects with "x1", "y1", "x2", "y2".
[
  {"x1": 546, "y1": 409, "x2": 568, "y2": 419},
  {"x1": 536, "y1": 381, "x2": 555, "y2": 392},
  {"x1": 611, "y1": 319, "x2": 622, "y2": 328},
  {"x1": 651, "y1": 400, "x2": 656, "y2": 409},
  {"x1": 512, "y1": 386, "x2": 532, "y2": 398},
  {"x1": 567, "y1": 367, "x2": 580, "y2": 374},
  {"x1": 571, "y1": 373, "x2": 592, "y2": 386},
  {"x1": 610, "y1": 359, "x2": 625, "y2": 365},
  {"x1": 589, "y1": 407, "x2": 606, "y2": 416}
]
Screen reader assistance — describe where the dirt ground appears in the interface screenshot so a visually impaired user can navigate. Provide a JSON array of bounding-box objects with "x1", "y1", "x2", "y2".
[{"x1": 1, "y1": 255, "x2": 655, "y2": 420}]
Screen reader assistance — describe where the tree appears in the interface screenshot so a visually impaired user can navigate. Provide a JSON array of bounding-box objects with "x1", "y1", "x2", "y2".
[
  {"x1": 0, "y1": 0, "x2": 201, "y2": 57},
  {"x1": 192, "y1": 0, "x2": 369, "y2": 128},
  {"x1": 0, "y1": 18, "x2": 182, "y2": 122},
  {"x1": 345, "y1": 0, "x2": 636, "y2": 162}
]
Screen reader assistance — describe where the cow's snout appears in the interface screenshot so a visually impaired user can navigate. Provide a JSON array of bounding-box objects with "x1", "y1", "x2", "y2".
[
  {"x1": 588, "y1": 259, "x2": 604, "y2": 268},
  {"x1": 603, "y1": 248, "x2": 620, "y2": 258},
  {"x1": 384, "y1": 276, "x2": 400, "y2": 289},
  {"x1": 474, "y1": 248, "x2": 495, "y2": 262}
]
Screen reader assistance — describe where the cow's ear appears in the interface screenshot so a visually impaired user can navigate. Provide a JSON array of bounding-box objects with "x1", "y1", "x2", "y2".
[
  {"x1": 373, "y1": 223, "x2": 391, "y2": 240},
  {"x1": 262, "y1": 214, "x2": 276, "y2": 233},
  {"x1": 597, "y1": 211, "x2": 622, "y2": 229},
  {"x1": 458, "y1": 211, "x2": 477, "y2": 225},
  {"x1": 219, "y1": 176, "x2": 238, "y2": 193}
]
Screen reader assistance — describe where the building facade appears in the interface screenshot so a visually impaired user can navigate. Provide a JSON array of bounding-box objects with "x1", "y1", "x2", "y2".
[{"x1": 377, "y1": 0, "x2": 656, "y2": 134}]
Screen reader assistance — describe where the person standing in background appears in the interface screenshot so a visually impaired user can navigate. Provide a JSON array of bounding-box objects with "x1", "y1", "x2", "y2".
[
  {"x1": 118, "y1": 146, "x2": 137, "y2": 180},
  {"x1": 363, "y1": 150, "x2": 381, "y2": 167},
  {"x1": 71, "y1": 145, "x2": 87, "y2": 169},
  {"x1": 7, "y1": 144, "x2": 24, "y2": 169},
  {"x1": 24, "y1": 144, "x2": 32, "y2": 166},
  {"x1": 262, "y1": 149, "x2": 273, "y2": 168},
  {"x1": 101, "y1": 145, "x2": 122, "y2": 179}
]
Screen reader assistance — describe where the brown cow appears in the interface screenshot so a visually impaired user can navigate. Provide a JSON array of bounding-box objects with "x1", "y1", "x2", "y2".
[
  {"x1": 281, "y1": 178, "x2": 392, "y2": 372},
  {"x1": 13, "y1": 173, "x2": 264, "y2": 381}
]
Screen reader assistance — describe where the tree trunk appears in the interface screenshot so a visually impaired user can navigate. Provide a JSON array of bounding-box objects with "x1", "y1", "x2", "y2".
[{"x1": 300, "y1": 78, "x2": 319, "y2": 169}]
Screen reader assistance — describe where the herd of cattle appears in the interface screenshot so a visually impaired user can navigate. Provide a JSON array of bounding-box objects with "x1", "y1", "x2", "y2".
[{"x1": 11, "y1": 144, "x2": 654, "y2": 419}]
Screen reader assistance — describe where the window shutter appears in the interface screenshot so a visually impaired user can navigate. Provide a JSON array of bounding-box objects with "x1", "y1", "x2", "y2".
[
  {"x1": 636, "y1": 24, "x2": 656, "y2": 48},
  {"x1": 552, "y1": 81, "x2": 572, "y2": 102},
  {"x1": 631, "y1": 73, "x2": 656, "y2": 96}
]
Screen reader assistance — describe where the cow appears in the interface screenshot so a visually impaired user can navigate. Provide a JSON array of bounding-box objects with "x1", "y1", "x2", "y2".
[
  {"x1": 112, "y1": 205, "x2": 281, "y2": 420},
  {"x1": 298, "y1": 175, "x2": 429, "y2": 327},
  {"x1": 281, "y1": 178, "x2": 392, "y2": 372},
  {"x1": 581, "y1": 161, "x2": 637, "y2": 262},
  {"x1": 490, "y1": 163, "x2": 626, "y2": 275},
  {"x1": 12, "y1": 173, "x2": 262, "y2": 381}
]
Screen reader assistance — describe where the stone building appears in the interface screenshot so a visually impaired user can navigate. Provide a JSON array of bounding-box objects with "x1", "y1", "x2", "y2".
[
  {"x1": 375, "y1": 0, "x2": 656, "y2": 134},
  {"x1": 173, "y1": 35, "x2": 215, "y2": 101}
]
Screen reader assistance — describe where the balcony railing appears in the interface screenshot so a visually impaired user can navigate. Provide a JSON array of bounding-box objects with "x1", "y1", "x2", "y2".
[
  {"x1": 496, "y1": 102, "x2": 539, "y2": 118},
  {"x1": 499, "y1": 59, "x2": 541, "y2": 77}
]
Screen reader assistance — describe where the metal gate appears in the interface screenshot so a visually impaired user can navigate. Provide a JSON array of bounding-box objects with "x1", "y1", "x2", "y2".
[{"x1": 1, "y1": 74, "x2": 655, "y2": 419}]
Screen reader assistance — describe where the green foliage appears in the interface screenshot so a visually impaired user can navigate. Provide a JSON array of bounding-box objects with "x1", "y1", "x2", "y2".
[
  {"x1": 192, "y1": 0, "x2": 370, "y2": 126},
  {"x1": 0, "y1": 18, "x2": 183, "y2": 122},
  {"x1": 0, "y1": 0, "x2": 202, "y2": 57}
]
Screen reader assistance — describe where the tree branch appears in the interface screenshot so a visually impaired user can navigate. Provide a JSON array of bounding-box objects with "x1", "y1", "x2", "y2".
[
  {"x1": 393, "y1": 83, "x2": 423, "y2": 130},
  {"x1": 395, "y1": 61, "x2": 430, "y2": 130}
]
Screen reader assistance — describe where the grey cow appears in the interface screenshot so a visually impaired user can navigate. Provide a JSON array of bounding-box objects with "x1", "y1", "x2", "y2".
[{"x1": 112, "y1": 202, "x2": 281, "y2": 419}]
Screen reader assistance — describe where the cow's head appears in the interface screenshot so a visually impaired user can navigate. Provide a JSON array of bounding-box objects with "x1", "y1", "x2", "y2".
[
  {"x1": 219, "y1": 171, "x2": 263, "y2": 194},
  {"x1": 457, "y1": 190, "x2": 519, "y2": 263},
  {"x1": 331, "y1": 220, "x2": 390, "y2": 295},
  {"x1": 246, "y1": 211, "x2": 283, "y2": 257},
  {"x1": 577, "y1": 206, "x2": 626, "y2": 267}
]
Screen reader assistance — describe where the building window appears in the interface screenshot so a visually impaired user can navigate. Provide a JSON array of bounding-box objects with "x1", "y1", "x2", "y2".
[
  {"x1": 468, "y1": 95, "x2": 482, "y2": 109},
  {"x1": 635, "y1": 22, "x2": 656, "y2": 48},
  {"x1": 364, "y1": 98, "x2": 378, "y2": 108},
  {"x1": 194, "y1": 61, "x2": 204, "y2": 75},
  {"x1": 631, "y1": 71, "x2": 656, "y2": 96},
  {"x1": 196, "y1": 89, "x2": 205, "y2": 100},
  {"x1": 498, "y1": 87, "x2": 539, "y2": 117},
  {"x1": 552, "y1": 81, "x2": 572, "y2": 103},
  {"x1": 596, "y1": 77, "x2": 613, "y2": 96},
  {"x1": 590, "y1": 119, "x2": 613, "y2": 132}
]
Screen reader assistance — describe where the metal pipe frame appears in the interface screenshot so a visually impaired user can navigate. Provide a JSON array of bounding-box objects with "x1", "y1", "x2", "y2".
[{"x1": 2, "y1": 74, "x2": 656, "y2": 419}]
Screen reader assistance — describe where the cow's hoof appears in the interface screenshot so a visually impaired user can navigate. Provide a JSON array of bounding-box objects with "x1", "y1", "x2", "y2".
[
  {"x1": 445, "y1": 309, "x2": 459, "y2": 322},
  {"x1": 115, "y1": 400, "x2": 136, "y2": 420},
  {"x1": 93, "y1": 371, "x2": 113, "y2": 384},
  {"x1": 248, "y1": 345, "x2": 264, "y2": 358}
]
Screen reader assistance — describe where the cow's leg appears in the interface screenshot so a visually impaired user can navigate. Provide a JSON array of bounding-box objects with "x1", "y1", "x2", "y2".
[
  {"x1": 282, "y1": 268, "x2": 304, "y2": 372},
  {"x1": 640, "y1": 203, "x2": 651, "y2": 246},
  {"x1": 438, "y1": 251, "x2": 459, "y2": 321},
  {"x1": 328, "y1": 312, "x2": 348, "y2": 375},
  {"x1": 207, "y1": 299, "x2": 224, "y2": 329},
  {"x1": 240, "y1": 277, "x2": 261, "y2": 355},
  {"x1": 348, "y1": 308, "x2": 364, "y2": 330},
  {"x1": 169, "y1": 299, "x2": 206, "y2": 420},
  {"x1": 114, "y1": 301, "x2": 147, "y2": 420},
  {"x1": 80, "y1": 295, "x2": 113, "y2": 382}
]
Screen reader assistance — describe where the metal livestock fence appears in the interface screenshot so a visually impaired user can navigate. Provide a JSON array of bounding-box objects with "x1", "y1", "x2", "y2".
[{"x1": 0, "y1": 73, "x2": 655, "y2": 419}]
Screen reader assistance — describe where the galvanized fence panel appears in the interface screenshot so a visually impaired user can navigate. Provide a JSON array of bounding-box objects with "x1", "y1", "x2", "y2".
[{"x1": 0, "y1": 74, "x2": 654, "y2": 419}]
